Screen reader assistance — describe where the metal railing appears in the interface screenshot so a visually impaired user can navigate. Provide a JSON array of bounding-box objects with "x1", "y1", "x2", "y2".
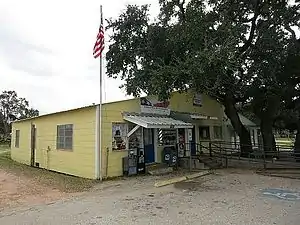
[
  {"x1": 176, "y1": 141, "x2": 300, "y2": 170},
  {"x1": 207, "y1": 141, "x2": 300, "y2": 169}
]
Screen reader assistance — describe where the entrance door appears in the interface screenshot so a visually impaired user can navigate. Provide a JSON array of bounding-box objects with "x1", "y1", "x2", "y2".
[
  {"x1": 191, "y1": 127, "x2": 196, "y2": 155},
  {"x1": 30, "y1": 124, "x2": 36, "y2": 167},
  {"x1": 178, "y1": 128, "x2": 186, "y2": 157},
  {"x1": 144, "y1": 128, "x2": 155, "y2": 164}
]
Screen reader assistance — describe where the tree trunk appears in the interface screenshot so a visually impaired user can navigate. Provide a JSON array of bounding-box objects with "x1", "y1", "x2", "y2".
[
  {"x1": 260, "y1": 117, "x2": 277, "y2": 158},
  {"x1": 0, "y1": 112, "x2": 10, "y2": 136},
  {"x1": 255, "y1": 96, "x2": 280, "y2": 157},
  {"x1": 223, "y1": 94, "x2": 252, "y2": 157},
  {"x1": 294, "y1": 124, "x2": 300, "y2": 162}
]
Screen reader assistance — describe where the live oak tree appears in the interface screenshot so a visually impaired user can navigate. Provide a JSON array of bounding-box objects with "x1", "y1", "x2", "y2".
[
  {"x1": 245, "y1": 3, "x2": 300, "y2": 153},
  {"x1": 273, "y1": 47, "x2": 300, "y2": 156},
  {"x1": 242, "y1": 42, "x2": 300, "y2": 154},
  {"x1": 106, "y1": 0, "x2": 300, "y2": 154},
  {"x1": 106, "y1": 1, "x2": 252, "y2": 155},
  {"x1": 0, "y1": 90, "x2": 39, "y2": 137},
  {"x1": 275, "y1": 99, "x2": 300, "y2": 151}
]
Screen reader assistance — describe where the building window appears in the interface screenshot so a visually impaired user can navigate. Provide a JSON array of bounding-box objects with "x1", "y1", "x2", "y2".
[
  {"x1": 112, "y1": 122, "x2": 127, "y2": 151},
  {"x1": 15, "y1": 130, "x2": 20, "y2": 148},
  {"x1": 158, "y1": 129, "x2": 177, "y2": 146},
  {"x1": 199, "y1": 126, "x2": 210, "y2": 140},
  {"x1": 56, "y1": 124, "x2": 73, "y2": 150},
  {"x1": 213, "y1": 126, "x2": 223, "y2": 139}
]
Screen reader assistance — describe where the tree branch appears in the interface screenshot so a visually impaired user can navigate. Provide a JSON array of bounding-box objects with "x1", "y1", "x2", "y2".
[
  {"x1": 241, "y1": 16, "x2": 255, "y2": 23},
  {"x1": 238, "y1": 0, "x2": 261, "y2": 54},
  {"x1": 285, "y1": 25, "x2": 296, "y2": 41},
  {"x1": 176, "y1": 0, "x2": 185, "y2": 22}
]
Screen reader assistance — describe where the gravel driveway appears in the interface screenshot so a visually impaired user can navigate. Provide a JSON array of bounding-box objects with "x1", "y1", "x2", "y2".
[
  {"x1": 0, "y1": 169, "x2": 73, "y2": 209},
  {"x1": 1, "y1": 169, "x2": 300, "y2": 225}
]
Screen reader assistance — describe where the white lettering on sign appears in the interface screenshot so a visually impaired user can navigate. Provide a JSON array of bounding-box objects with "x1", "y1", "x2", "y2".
[{"x1": 140, "y1": 97, "x2": 171, "y2": 115}]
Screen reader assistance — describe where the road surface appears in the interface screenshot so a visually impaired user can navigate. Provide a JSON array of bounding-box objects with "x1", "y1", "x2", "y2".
[{"x1": 1, "y1": 169, "x2": 300, "y2": 225}]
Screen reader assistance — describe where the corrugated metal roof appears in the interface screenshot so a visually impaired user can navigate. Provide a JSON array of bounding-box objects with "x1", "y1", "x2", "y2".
[
  {"x1": 123, "y1": 114, "x2": 193, "y2": 129},
  {"x1": 170, "y1": 111, "x2": 218, "y2": 122},
  {"x1": 224, "y1": 113, "x2": 258, "y2": 127},
  {"x1": 12, "y1": 104, "x2": 97, "y2": 123},
  {"x1": 12, "y1": 98, "x2": 138, "y2": 123}
]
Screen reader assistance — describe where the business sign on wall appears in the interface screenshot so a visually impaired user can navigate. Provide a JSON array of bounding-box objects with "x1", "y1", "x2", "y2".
[
  {"x1": 140, "y1": 97, "x2": 170, "y2": 115},
  {"x1": 193, "y1": 93, "x2": 202, "y2": 106}
]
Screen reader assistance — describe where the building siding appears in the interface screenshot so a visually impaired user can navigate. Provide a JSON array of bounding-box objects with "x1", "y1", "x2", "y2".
[
  {"x1": 11, "y1": 107, "x2": 96, "y2": 179},
  {"x1": 169, "y1": 91, "x2": 224, "y2": 145},
  {"x1": 10, "y1": 90, "x2": 226, "y2": 179},
  {"x1": 11, "y1": 121, "x2": 32, "y2": 165},
  {"x1": 102, "y1": 90, "x2": 225, "y2": 177},
  {"x1": 169, "y1": 91, "x2": 223, "y2": 119},
  {"x1": 101, "y1": 99, "x2": 140, "y2": 178}
]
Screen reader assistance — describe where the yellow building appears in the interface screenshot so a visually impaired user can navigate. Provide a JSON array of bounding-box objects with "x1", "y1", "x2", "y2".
[{"x1": 11, "y1": 90, "x2": 225, "y2": 179}]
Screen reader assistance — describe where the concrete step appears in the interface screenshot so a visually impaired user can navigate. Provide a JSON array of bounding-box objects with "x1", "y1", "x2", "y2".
[
  {"x1": 146, "y1": 163, "x2": 174, "y2": 175},
  {"x1": 148, "y1": 166, "x2": 174, "y2": 175},
  {"x1": 178, "y1": 157, "x2": 208, "y2": 170},
  {"x1": 198, "y1": 157, "x2": 222, "y2": 169},
  {"x1": 146, "y1": 163, "x2": 169, "y2": 171}
]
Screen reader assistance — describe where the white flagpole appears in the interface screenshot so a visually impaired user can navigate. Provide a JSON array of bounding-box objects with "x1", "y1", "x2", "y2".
[{"x1": 98, "y1": 5, "x2": 103, "y2": 181}]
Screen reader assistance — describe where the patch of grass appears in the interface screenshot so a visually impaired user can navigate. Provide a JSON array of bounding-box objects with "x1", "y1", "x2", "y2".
[
  {"x1": 0, "y1": 151, "x2": 98, "y2": 193},
  {"x1": 275, "y1": 138, "x2": 294, "y2": 149}
]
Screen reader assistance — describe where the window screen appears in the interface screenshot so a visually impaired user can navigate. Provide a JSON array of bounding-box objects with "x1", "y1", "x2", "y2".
[{"x1": 56, "y1": 124, "x2": 73, "y2": 150}]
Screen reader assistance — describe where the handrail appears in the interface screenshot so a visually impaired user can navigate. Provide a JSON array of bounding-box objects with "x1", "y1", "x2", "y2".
[
  {"x1": 174, "y1": 140, "x2": 300, "y2": 170},
  {"x1": 176, "y1": 141, "x2": 298, "y2": 157},
  {"x1": 198, "y1": 140, "x2": 296, "y2": 148}
]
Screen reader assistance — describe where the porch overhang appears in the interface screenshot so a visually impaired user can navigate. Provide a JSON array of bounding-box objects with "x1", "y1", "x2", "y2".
[
  {"x1": 171, "y1": 111, "x2": 218, "y2": 122},
  {"x1": 123, "y1": 114, "x2": 193, "y2": 129}
]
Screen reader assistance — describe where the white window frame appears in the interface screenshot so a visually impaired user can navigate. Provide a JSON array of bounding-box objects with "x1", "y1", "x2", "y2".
[
  {"x1": 56, "y1": 124, "x2": 73, "y2": 150},
  {"x1": 15, "y1": 129, "x2": 20, "y2": 148}
]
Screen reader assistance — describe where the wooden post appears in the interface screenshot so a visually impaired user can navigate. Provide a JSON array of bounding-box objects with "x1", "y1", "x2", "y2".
[
  {"x1": 225, "y1": 152, "x2": 228, "y2": 168},
  {"x1": 189, "y1": 141, "x2": 192, "y2": 172},
  {"x1": 263, "y1": 150, "x2": 266, "y2": 169}
]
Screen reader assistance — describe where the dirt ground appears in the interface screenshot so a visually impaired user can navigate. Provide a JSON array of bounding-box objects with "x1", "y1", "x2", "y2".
[
  {"x1": 0, "y1": 169, "x2": 75, "y2": 209},
  {"x1": 1, "y1": 168, "x2": 300, "y2": 225}
]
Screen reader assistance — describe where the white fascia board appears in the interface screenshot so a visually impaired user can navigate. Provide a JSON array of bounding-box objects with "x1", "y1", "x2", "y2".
[
  {"x1": 174, "y1": 125, "x2": 194, "y2": 129},
  {"x1": 123, "y1": 116, "x2": 148, "y2": 128},
  {"x1": 191, "y1": 115, "x2": 208, "y2": 119},
  {"x1": 127, "y1": 125, "x2": 141, "y2": 137}
]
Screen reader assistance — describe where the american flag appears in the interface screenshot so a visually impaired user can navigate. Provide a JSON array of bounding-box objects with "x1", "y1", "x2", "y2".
[{"x1": 93, "y1": 18, "x2": 104, "y2": 58}]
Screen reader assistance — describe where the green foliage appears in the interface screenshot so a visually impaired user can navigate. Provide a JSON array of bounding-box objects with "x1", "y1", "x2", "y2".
[
  {"x1": 0, "y1": 90, "x2": 39, "y2": 136},
  {"x1": 106, "y1": 0, "x2": 300, "y2": 151},
  {"x1": 107, "y1": 1, "x2": 299, "y2": 101}
]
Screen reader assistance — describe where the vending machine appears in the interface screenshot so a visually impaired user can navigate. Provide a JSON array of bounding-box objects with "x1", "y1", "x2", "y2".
[{"x1": 137, "y1": 150, "x2": 145, "y2": 174}]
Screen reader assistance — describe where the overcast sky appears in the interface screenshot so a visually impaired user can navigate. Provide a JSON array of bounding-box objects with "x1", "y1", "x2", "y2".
[{"x1": 0, "y1": 0, "x2": 159, "y2": 115}]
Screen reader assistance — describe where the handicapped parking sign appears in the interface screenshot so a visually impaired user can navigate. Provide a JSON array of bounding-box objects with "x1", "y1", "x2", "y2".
[{"x1": 262, "y1": 188, "x2": 300, "y2": 201}]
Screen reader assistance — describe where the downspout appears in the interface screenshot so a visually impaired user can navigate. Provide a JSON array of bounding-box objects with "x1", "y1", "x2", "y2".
[{"x1": 95, "y1": 105, "x2": 102, "y2": 180}]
